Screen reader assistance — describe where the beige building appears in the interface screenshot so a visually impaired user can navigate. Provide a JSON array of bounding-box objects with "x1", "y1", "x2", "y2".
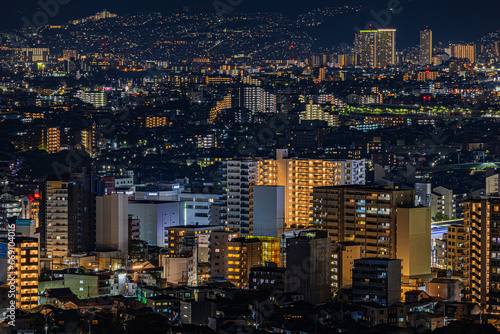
[
  {"x1": 396, "y1": 207, "x2": 432, "y2": 277},
  {"x1": 451, "y1": 44, "x2": 476, "y2": 63},
  {"x1": 96, "y1": 193, "x2": 129, "y2": 256},
  {"x1": 331, "y1": 241, "x2": 362, "y2": 292},
  {"x1": 310, "y1": 186, "x2": 414, "y2": 258}
]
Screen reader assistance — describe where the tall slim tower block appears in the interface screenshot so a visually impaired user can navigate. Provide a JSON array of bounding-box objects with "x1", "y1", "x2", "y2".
[{"x1": 419, "y1": 29, "x2": 433, "y2": 65}]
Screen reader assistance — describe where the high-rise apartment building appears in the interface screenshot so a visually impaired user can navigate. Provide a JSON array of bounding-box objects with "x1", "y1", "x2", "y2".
[
  {"x1": 43, "y1": 180, "x2": 69, "y2": 258},
  {"x1": 310, "y1": 186, "x2": 415, "y2": 258},
  {"x1": 377, "y1": 29, "x2": 396, "y2": 68},
  {"x1": 419, "y1": 29, "x2": 433, "y2": 65},
  {"x1": 451, "y1": 44, "x2": 476, "y2": 63},
  {"x1": 76, "y1": 90, "x2": 108, "y2": 108},
  {"x1": 1, "y1": 236, "x2": 39, "y2": 310},
  {"x1": 96, "y1": 193, "x2": 129, "y2": 256},
  {"x1": 331, "y1": 241, "x2": 362, "y2": 292},
  {"x1": 41, "y1": 168, "x2": 99, "y2": 262},
  {"x1": 463, "y1": 197, "x2": 500, "y2": 311},
  {"x1": 220, "y1": 160, "x2": 256, "y2": 235},
  {"x1": 20, "y1": 48, "x2": 49, "y2": 62},
  {"x1": 44, "y1": 127, "x2": 60, "y2": 154},
  {"x1": 355, "y1": 29, "x2": 396, "y2": 68},
  {"x1": 446, "y1": 224, "x2": 465, "y2": 273},
  {"x1": 352, "y1": 258, "x2": 402, "y2": 306},
  {"x1": 300, "y1": 101, "x2": 339, "y2": 127},
  {"x1": 220, "y1": 150, "x2": 365, "y2": 234},
  {"x1": 285, "y1": 230, "x2": 331, "y2": 304},
  {"x1": 81, "y1": 124, "x2": 97, "y2": 156},
  {"x1": 356, "y1": 30, "x2": 378, "y2": 68},
  {"x1": 243, "y1": 86, "x2": 276, "y2": 113}
]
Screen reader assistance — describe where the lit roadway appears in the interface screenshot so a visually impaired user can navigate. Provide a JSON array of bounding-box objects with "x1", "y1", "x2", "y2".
[{"x1": 431, "y1": 219, "x2": 463, "y2": 240}]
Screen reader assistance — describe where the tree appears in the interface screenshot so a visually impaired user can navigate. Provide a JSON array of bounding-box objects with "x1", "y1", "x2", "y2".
[
  {"x1": 27, "y1": 313, "x2": 46, "y2": 333},
  {"x1": 128, "y1": 240, "x2": 148, "y2": 261}
]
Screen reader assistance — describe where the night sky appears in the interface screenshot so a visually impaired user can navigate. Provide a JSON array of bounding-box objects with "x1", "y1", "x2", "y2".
[{"x1": 3, "y1": 0, "x2": 500, "y2": 48}]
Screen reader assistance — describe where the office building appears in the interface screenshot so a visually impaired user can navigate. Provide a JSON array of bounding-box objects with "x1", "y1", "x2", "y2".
[
  {"x1": 419, "y1": 29, "x2": 433, "y2": 65},
  {"x1": 96, "y1": 193, "x2": 129, "y2": 257},
  {"x1": 463, "y1": 197, "x2": 500, "y2": 311},
  {"x1": 285, "y1": 230, "x2": 331, "y2": 304},
  {"x1": 352, "y1": 258, "x2": 402, "y2": 306},
  {"x1": 310, "y1": 186, "x2": 414, "y2": 258}
]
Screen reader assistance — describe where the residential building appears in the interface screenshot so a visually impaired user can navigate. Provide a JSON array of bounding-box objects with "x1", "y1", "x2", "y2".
[
  {"x1": 310, "y1": 186, "x2": 414, "y2": 258},
  {"x1": 396, "y1": 207, "x2": 432, "y2": 277},
  {"x1": 463, "y1": 196, "x2": 500, "y2": 311},
  {"x1": 446, "y1": 224, "x2": 465, "y2": 272},
  {"x1": 41, "y1": 168, "x2": 99, "y2": 262},
  {"x1": 249, "y1": 262, "x2": 286, "y2": 291},
  {"x1": 220, "y1": 150, "x2": 365, "y2": 234},
  {"x1": 0, "y1": 236, "x2": 39, "y2": 310},
  {"x1": 431, "y1": 186, "x2": 456, "y2": 220},
  {"x1": 331, "y1": 241, "x2": 362, "y2": 292},
  {"x1": 419, "y1": 29, "x2": 433, "y2": 65},
  {"x1": 285, "y1": 230, "x2": 331, "y2": 304},
  {"x1": 96, "y1": 193, "x2": 129, "y2": 256},
  {"x1": 352, "y1": 258, "x2": 402, "y2": 306}
]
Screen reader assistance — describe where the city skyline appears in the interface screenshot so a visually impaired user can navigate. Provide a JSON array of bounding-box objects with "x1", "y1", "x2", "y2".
[{"x1": 2, "y1": 0, "x2": 500, "y2": 48}]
